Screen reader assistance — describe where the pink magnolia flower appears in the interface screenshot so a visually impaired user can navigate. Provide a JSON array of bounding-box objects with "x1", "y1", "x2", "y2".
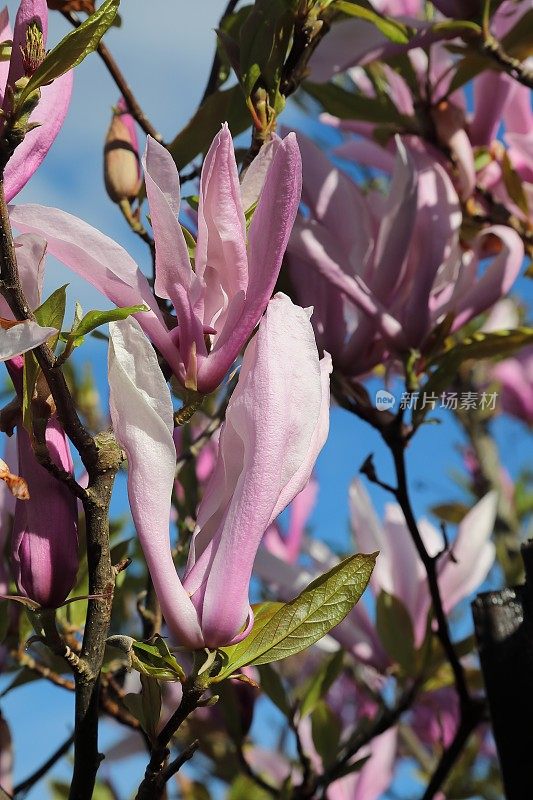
[
  {"x1": 0, "y1": 236, "x2": 78, "y2": 608},
  {"x1": 307, "y1": 0, "x2": 430, "y2": 83},
  {"x1": 108, "y1": 294, "x2": 331, "y2": 649},
  {"x1": 287, "y1": 132, "x2": 523, "y2": 378},
  {"x1": 326, "y1": 727, "x2": 398, "y2": 800},
  {"x1": 320, "y1": 2, "x2": 531, "y2": 203},
  {"x1": 308, "y1": 0, "x2": 524, "y2": 84},
  {"x1": 10, "y1": 125, "x2": 302, "y2": 394},
  {"x1": 482, "y1": 299, "x2": 533, "y2": 425},
  {"x1": 350, "y1": 480, "x2": 498, "y2": 647},
  {"x1": 411, "y1": 687, "x2": 460, "y2": 749},
  {"x1": 0, "y1": 437, "x2": 17, "y2": 662},
  {"x1": 0, "y1": 0, "x2": 73, "y2": 202},
  {"x1": 299, "y1": 713, "x2": 398, "y2": 800},
  {"x1": 492, "y1": 346, "x2": 533, "y2": 426}
]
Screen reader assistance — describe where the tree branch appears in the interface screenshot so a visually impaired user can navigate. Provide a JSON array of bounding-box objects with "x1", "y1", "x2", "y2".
[
  {"x1": 135, "y1": 676, "x2": 208, "y2": 800},
  {"x1": 60, "y1": 10, "x2": 163, "y2": 142},
  {"x1": 0, "y1": 175, "x2": 123, "y2": 800},
  {"x1": 480, "y1": 33, "x2": 533, "y2": 90},
  {"x1": 200, "y1": 0, "x2": 240, "y2": 104}
]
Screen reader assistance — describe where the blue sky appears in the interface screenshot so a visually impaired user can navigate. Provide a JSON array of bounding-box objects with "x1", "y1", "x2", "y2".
[{"x1": 1, "y1": 1, "x2": 532, "y2": 797}]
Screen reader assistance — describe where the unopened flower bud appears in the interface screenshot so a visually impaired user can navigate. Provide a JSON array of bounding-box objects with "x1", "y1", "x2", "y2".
[
  {"x1": 104, "y1": 100, "x2": 141, "y2": 203},
  {"x1": 12, "y1": 418, "x2": 79, "y2": 608}
]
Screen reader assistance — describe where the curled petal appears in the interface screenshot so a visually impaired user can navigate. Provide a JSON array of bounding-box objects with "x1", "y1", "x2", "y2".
[
  {"x1": 197, "y1": 133, "x2": 302, "y2": 393},
  {"x1": 9, "y1": 203, "x2": 181, "y2": 375},
  {"x1": 438, "y1": 492, "x2": 497, "y2": 612},
  {"x1": 0, "y1": 319, "x2": 56, "y2": 361},
  {"x1": 108, "y1": 317, "x2": 203, "y2": 648},
  {"x1": 184, "y1": 294, "x2": 331, "y2": 647},
  {"x1": 3, "y1": 72, "x2": 73, "y2": 203}
]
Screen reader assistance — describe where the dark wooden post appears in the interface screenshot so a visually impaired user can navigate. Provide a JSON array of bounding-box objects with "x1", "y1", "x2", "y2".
[{"x1": 472, "y1": 541, "x2": 533, "y2": 799}]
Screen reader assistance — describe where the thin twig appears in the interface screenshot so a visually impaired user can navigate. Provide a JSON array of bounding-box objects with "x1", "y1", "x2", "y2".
[
  {"x1": 200, "y1": 0, "x2": 240, "y2": 104},
  {"x1": 300, "y1": 684, "x2": 418, "y2": 797},
  {"x1": 235, "y1": 743, "x2": 278, "y2": 797},
  {"x1": 135, "y1": 677, "x2": 208, "y2": 800},
  {"x1": 60, "y1": 10, "x2": 163, "y2": 142},
  {"x1": 383, "y1": 422, "x2": 471, "y2": 710},
  {"x1": 12, "y1": 649, "x2": 75, "y2": 691},
  {"x1": 420, "y1": 701, "x2": 484, "y2": 800},
  {"x1": 0, "y1": 174, "x2": 122, "y2": 800},
  {"x1": 159, "y1": 740, "x2": 200, "y2": 783},
  {"x1": 480, "y1": 34, "x2": 533, "y2": 90}
]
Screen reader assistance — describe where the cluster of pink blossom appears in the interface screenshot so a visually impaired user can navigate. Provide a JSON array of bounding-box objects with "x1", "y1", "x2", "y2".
[{"x1": 0, "y1": 0, "x2": 531, "y2": 797}]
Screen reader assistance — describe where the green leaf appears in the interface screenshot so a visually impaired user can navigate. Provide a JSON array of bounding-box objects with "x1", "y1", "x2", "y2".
[
  {"x1": 18, "y1": 0, "x2": 120, "y2": 106},
  {"x1": 298, "y1": 649, "x2": 344, "y2": 718},
  {"x1": 303, "y1": 80, "x2": 412, "y2": 127},
  {"x1": 430, "y1": 502, "x2": 470, "y2": 524},
  {"x1": 228, "y1": 775, "x2": 273, "y2": 800},
  {"x1": 69, "y1": 304, "x2": 148, "y2": 341},
  {"x1": 420, "y1": 327, "x2": 533, "y2": 408},
  {"x1": 123, "y1": 673, "x2": 162, "y2": 742},
  {"x1": 239, "y1": 0, "x2": 296, "y2": 99},
  {"x1": 257, "y1": 663, "x2": 291, "y2": 716},
  {"x1": 499, "y1": 8, "x2": 533, "y2": 60},
  {"x1": 0, "y1": 41, "x2": 12, "y2": 62},
  {"x1": 216, "y1": 553, "x2": 376, "y2": 679},
  {"x1": 168, "y1": 85, "x2": 250, "y2": 171},
  {"x1": 311, "y1": 700, "x2": 341, "y2": 767},
  {"x1": 474, "y1": 147, "x2": 493, "y2": 172},
  {"x1": 334, "y1": 1, "x2": 410, "y2": 43},
  {"x1": 131, "y1": 635, "x2": 185, "y2": 681},
  {"x1": 34, "y1": 284, "x2": 67, "y2": 336},
  {"x1": 376, "y1": 591, "x2": 416, "y2": 676},
  {"x1": 502, "y1": 151, "x2": 529, "y2": 216}
]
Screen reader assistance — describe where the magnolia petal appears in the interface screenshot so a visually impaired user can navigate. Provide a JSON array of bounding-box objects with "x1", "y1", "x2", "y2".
[
  {"x1": 184, "y1": 294, "x2": 330, "y2": 647},
  {"x1": 143, "y1": 137, "x2": 204, "y2": 374},
  {"x1": 195, "y1": 123, "x2": 248, "y2": 317},
  {"x1": 12, "y1": 418, "x2": 78, "y2": 608},
  {"x1": 293, "y1": 131, "x2": 373, "y2": 263},
  {"x1": 4, "y1": 72, "x2": 74, "y2": 203},
  {"x1": 240, "y1": 135, "x2": 281, "y2": 212},
  {"x1": 197, "y1": 133, "x2": 302, "y2": 393},
  {"x1": 108, "y1": 317, "x2": 203, "y2": 648},
  {"x1": 143, "y1": 136, "x2": 195, "y2": 297},
  {"x1": 451, "y1": 225, "x2": 523, "y2": 331},
  {"x1": 294, "y1": 226, "x2": 407, "y2": 348},
  {"x1": 9, "y1": 203, "x2": 181, "y2": 375},
  {"x1": 0, "y1": 319, "x2": 56, "y2": 360},
  {"x1": 333, "y1": 138, "x2": 396, "y2": 174},
  {"x1": 4, "y1": 0, "x2": 48, "y2": 91},
  {"x1": 470, "y1": 71, "x2": 513, "y2": 146},
  {"x1": 0, "y1": 9, "x2": 11, "y2": 106},
  {"x1": 438, "y1": 492, "x2": 497, "y2": 612},
  {"x1": 371, "y1": 138, "x2": 418, "y2": 303}
]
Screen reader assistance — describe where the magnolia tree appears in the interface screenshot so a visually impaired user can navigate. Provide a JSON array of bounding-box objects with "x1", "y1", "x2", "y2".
[{"x1": 0, "y1": 0, "x2": 532, "y2": 798}]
